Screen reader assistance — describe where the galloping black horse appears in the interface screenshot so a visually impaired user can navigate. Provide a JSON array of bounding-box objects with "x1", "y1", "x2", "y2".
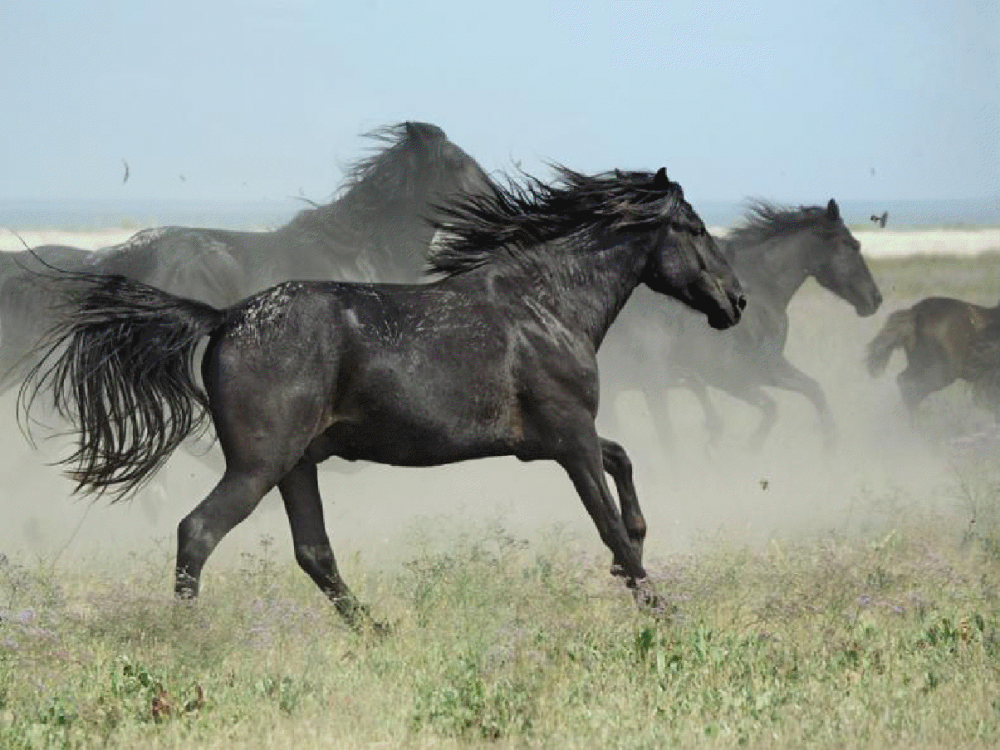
[
  {"x1": 23, "y1": 167, "x2": 745, "y2": 628},
  {"x1": 602, "y1": 199, "x2": 882, "y2": 451},
  {"x1": 0, "y1": 122, "x2": 495, "y2": 392}
]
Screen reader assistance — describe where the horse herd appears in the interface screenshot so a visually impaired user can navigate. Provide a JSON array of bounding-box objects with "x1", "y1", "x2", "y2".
[{"x1": 2, "y1": 121, "x2": 994, "y2": 629}]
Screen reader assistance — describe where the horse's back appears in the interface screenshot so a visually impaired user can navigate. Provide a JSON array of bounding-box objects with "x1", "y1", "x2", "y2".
[
  {"x1": 912, "y1": 296, "x2": 996, "y2": 347},
  {"x1": 904, "y1": 296, "x2": 1000, "y2": 380},
  {"x1": 205, "y1": 279, "x2": 533, "y2": 467},
  {"x1": 91, "y1": 227, "x2": 247, "y2": 307}
]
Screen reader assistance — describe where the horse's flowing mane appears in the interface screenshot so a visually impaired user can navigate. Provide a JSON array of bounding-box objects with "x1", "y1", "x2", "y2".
[
  {"x1": 284, "y1": 122, "x2": 459, "y2": 238},
  {"x1": 727, "y1": 200, "x2": 840, "y2": 249},
  {"x1": 427, "y1": 166, "x2": 704, "y2": 277},
  {"x1": 340, "y1": 122, "x2": 448, "y2": 197}
]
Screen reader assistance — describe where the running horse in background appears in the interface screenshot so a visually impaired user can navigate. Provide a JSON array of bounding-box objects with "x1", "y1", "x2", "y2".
[
  {"x1": 22, "y1": 166, "x2": 745, "y2": 629},
  {"x1": 0, "y1": 122, "x2": 496, "y2": 392},
  {"x1": 867, "y1": 296, "x2": 1000, "y2": 416},
  {"x1": 602, "y1": 199, "x2": 882, "y2": 451}
]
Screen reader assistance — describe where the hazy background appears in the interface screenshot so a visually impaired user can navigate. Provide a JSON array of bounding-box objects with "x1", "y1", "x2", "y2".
[{"x1": 2, "y1": 0, "x2": 997, "y2": 211}]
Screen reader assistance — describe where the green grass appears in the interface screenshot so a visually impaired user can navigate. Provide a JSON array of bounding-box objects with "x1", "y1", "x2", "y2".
[
  {"x1": 2, "y1": 486, "x2": 999, "y2": 749},
  {"x1": 868, "y1": 252, "x2": 1000, "y2": 300}
]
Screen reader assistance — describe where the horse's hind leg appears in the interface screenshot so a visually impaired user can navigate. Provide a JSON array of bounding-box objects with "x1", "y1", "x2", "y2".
[
  {"x1": 897, "y1": 368, "x2": 930, "y2": 416},
  {"x1": 722, "y1": 384, "x2": 778, "y2": 452},
  {"x1": 600, "y1": 438, "x2": 646, "y2": 578},
  {"x1": 175, "y1": 471, "x2": 274, "y2": 597},
  {"x1": 277, "y1": 460, "x2": 378, "y2": 631},
  {"x1": 680, "y1": 374, "x2": 724, "y2": 447},
  {"x1": 897, "y1": 357, "x2": 952, "y2": 417}
]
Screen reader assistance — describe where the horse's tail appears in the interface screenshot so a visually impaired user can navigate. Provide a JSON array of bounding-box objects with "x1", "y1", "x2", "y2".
[
  {"x1": 866, "y1": 308, "x2": 915, "y2": 377},
  {"x1": 19, "y1": 272, "x2": 227, "y2": 499}
]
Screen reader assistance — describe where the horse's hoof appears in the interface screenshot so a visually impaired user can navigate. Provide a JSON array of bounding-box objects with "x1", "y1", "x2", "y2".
[
  {"x1": 356, "y1": 617, "x2": 394, "y2": 640},
  {"x1": 630, "y1": 580, "x2": 676, "y2": 619},
  {"x1": 611, "y1": 559, "x2": 646, "y2": 580}
]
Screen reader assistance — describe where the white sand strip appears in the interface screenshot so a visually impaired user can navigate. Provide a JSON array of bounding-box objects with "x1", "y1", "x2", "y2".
[{"x1": 3, "y1": 227, "x2": 999, "y2": 258}]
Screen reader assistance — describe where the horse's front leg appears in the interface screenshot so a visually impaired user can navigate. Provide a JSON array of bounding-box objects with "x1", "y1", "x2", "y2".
[
  {"x1": 557, "y1": 427, "x2": 646, "y2": 582},
  {"x1": 600, "y1": 438, "x2": 646, "y2": 578}
]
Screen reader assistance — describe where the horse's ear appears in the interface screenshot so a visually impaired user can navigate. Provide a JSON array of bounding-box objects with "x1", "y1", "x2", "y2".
[
  {"x1": 653, "y1": 167, "x2": 669, "y2": 188},
  {"x1": 405, "y1": 121, "x2": 425, "y2": 143},
  {"x1": 826, "y1": 199, "x2": 840, "y2": 219}
]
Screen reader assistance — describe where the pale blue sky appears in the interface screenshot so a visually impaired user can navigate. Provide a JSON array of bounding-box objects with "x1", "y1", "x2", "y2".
[{"x1": 1, "y1": 0, "x2": 997, "y2": 206}]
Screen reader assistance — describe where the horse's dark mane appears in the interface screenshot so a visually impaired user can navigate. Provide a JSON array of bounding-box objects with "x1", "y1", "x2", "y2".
[
  {"x1": 728, "y1": 200, "x2": 839, "y2": 249},
  {"x1": 340, "y1": 122, "x2": 447, "y2": 195},
  {"x1": 427, "y1": 166, "x2": 704, "y2": 277},
  {"x1": 284, "y1": 122, "x2": 454, "y2": 239}
]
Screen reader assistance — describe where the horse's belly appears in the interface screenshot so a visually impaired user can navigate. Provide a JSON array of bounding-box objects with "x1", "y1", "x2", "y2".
[
  {"x1": 312, "y1": 368, "x2": 522, "y2": 466},
  {"x1": 308, "y1": 418, "x2": 517, "y2": 467}
]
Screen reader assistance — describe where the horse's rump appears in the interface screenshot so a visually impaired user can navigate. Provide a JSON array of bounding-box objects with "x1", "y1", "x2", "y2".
[{"x1": 867, "y1": 308, "x2": 917, "y2": 376}]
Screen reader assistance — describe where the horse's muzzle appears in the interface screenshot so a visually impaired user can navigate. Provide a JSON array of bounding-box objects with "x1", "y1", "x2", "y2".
[
  {"x1": 708, "y1": 291, "x2": 746, "y2": 330},
  {"x1": 856, "y1": 289, "x2": 883, "y2": 317}
]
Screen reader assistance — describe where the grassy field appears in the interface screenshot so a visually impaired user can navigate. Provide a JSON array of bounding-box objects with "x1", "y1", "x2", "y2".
[
  {"x1": 1, "y1": 493, "x2": 998, "y2": 749},
  {"x1": 3, "y1": 250, "x2": 1000, "y2": 748}
]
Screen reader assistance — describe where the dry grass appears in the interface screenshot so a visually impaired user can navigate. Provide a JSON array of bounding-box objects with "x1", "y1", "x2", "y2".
[{"x1": 1, "y1": 494, "x2": 998, "y2": 749}]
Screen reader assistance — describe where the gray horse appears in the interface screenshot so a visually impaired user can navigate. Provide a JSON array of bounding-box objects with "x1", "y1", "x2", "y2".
[{"x1": 602, "y1": 199, "x2": 882, "y2": 451}]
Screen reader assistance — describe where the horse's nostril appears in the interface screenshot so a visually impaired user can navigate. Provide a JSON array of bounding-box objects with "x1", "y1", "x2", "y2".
[{"x1": 738, "y1": 295, "x2": 747, "y2": 311}]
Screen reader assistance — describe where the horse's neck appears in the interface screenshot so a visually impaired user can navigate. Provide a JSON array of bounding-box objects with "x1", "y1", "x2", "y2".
[
  {"x1": 735, "y1": 235, "x2": 814, "y2": 311},
  {"x1": 510, "y1": 239, "x2": 648, "y2": 350},
  {"x1": 287, "y1": 192, "x2": 431, "y2": 272}
]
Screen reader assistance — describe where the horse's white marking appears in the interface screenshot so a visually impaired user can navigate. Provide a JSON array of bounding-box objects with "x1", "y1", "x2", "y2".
[{"x1": 232, "y1": 282, "x2": 300, "y2": 340}]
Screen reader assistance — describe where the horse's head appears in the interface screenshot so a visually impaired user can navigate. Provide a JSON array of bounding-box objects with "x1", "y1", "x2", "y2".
[
  {"x1": 395, "y1": 122, "x2": 496, "y2": 210},
  {"x1": 808, "y1": 199, "x2": 882, "y2": 317},
  {"x1": 640, "y1": 169, "x2": 745, "y2": 330},
  {"x1": 327, "y1": 122, "x2": 498, "y2": 280}
]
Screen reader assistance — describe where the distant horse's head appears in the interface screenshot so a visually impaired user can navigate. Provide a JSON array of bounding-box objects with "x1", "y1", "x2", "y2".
[
  {"x1": 321, "y1": 122, "x2": 497, "y2": 278},
  {"x1": 808, "y1": 199, "x2": 882, "y2": 316},
  {"x1": 732, "y1": 199, "x2": 882, "y2": 317},
  {"x1": 404, "y1": 122, "x2": 496, "y2": 207},
  {"x1": 638, "y1": 169, "x2": 745, "y2": 330},
  {"x1": 343, "y1": 121, "x2": 495, "y2": 219}
]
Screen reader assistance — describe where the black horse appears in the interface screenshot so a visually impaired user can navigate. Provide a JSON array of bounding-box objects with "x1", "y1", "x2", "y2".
[
  {"x1": 0, "y1": 122, "x2": 496, "y2": 392},
  {"x1": 867, "y1": 296, "x2": 1000, "y2": 415},
  {"x1": 601, "y1": 199, "x2": 882, "y2": 451},
  {"x1": 23, "y1": 167, "x2": 745, "y2": 629}
]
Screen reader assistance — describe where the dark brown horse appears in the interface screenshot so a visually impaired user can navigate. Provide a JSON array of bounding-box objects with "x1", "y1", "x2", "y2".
[{"x1": 867, "y1": 296, "x2": 1000, "y2": 414}]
